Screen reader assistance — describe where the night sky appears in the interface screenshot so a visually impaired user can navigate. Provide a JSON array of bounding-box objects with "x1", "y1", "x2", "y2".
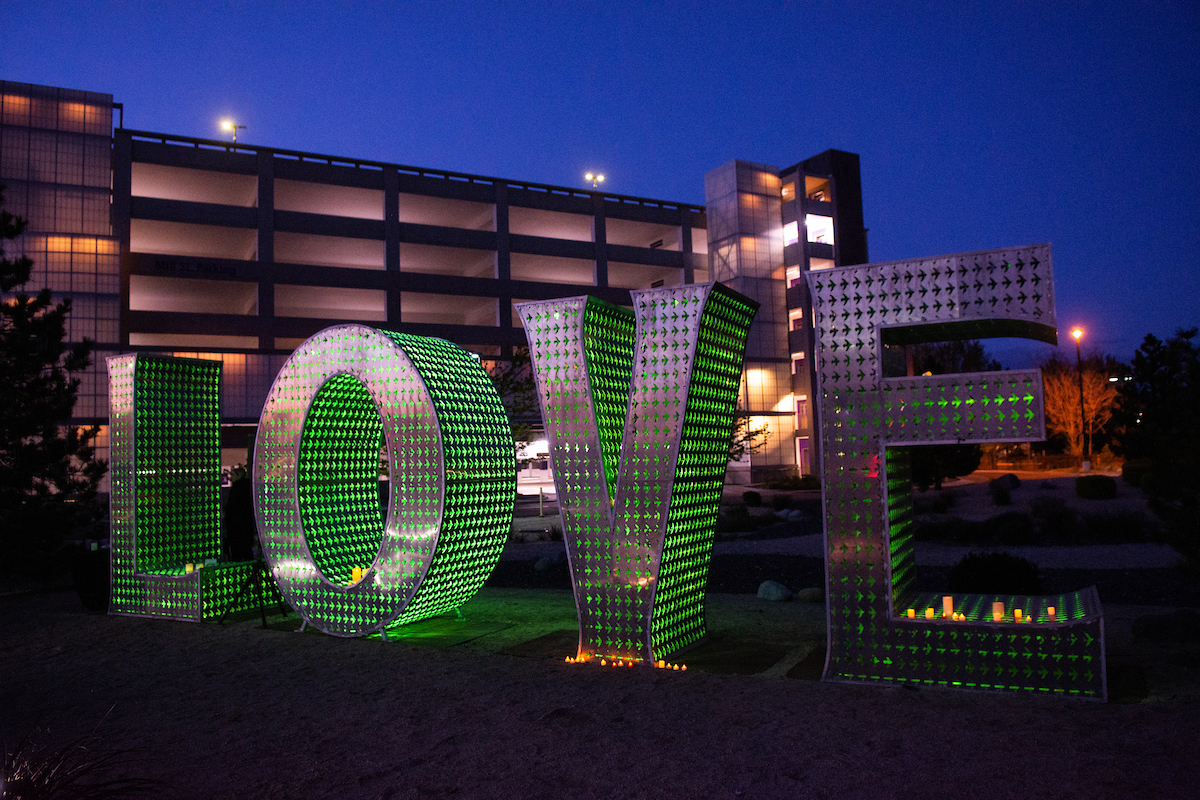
[{"x1": 2, "y1": 1, "x2": 1196, "y2": 365}]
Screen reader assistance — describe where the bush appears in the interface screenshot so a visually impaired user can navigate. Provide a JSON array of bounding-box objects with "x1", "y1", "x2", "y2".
[
  {"x1": 1121, "y1": 459, "x2": 1153, "y2": 488},
  {"x1": 1082, "y1": 511, "x2": 1154, "y2": 543},
  {"x1": 1029, "y1": 495, "x2": 1078, "y2": 539},
  {"x1": 1076, "y1": 474, "x2": 1118, "y2": 500},
  {"x1": 716, "y1": 505, "x2": 762, "y2": 533},
  {"x1": 771, "y1": 493, "x2": 791, "y2": 511},
  {"x1": 914, "y1": 490, "x2": 957, "y2": 515},
  {"x1": 988, "y1": 481, "x2": 1012, "y2": 506},
  {"x1": 983, "y1": 511, "x2": 1038, "y2": 546},
  {"x1": 993, "y1": 473, "x2": 1021, "y2": 491},
  {"x1": 761, "y1": 474, "x2": 821, "y2": 491},
  {"x1": 947, "y1": 551, "x2": 1042, "y2": 595},
  {"x1": 742, "y1": 490, "x2": 762, "y2": 507},
  {"x1": 911, "y1": 516, "x2": 981, "y2": 543}
]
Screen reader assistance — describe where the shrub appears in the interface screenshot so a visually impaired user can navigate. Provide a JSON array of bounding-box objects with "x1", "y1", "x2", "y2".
[
  {"x1": 947, "y1": 551, "x2": 1042, "y2": 595},
  {"x1": 1076, "y1": 474, "x2": 1118, "y2": 500},
  {"x1": 1121, "y1": 459, "x2": 1153, "y2": 488},
  {"x1": 771, "y1": 493, "x2": 791, "y2": 511},
  {"x1": 911, "y1": 516, "x2": 982, "y2": 543},
  {"x1": 716, "y1": 505, "x2": 759, "y2": 533},
  {"x1": 761, "y1": 474, "x2": 821, "y2": 491},
  {"x1": 914, "y1": 490, "x2": 957, "y2": 515},
  {"x1": 983, "y1": 511, "x2": 1038, "y2": 545},
  {"x1": 1029, "y1": 495, "x2": 1078, "y2": 539},
  {"x1": 1082, "y1": 511, "x2": 1153, "y2": 543},
  {"x1": 742, "y1": 490, "x2": 762, "y2": 507},
  {"x1": 993, "y1": 473, "x2": 1021, "y2": 491},
  {"x1": 988, "y1": 481, "x2": 1012, "y2": 506}
]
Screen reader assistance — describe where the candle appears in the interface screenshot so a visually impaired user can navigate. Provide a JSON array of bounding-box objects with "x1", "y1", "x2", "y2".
[
  {"x1": 1047, "y1": 606, "x2": 1056, "y2": 621},
  {"x1": 992, "y1": 601, "x2": 1004, "y2": 622},
  {"x1": 942, "y1": 596, "x2": 954, "y2": 619},
  {"x1": 925, "y1": 608, "x2": 935, "y2": 619},
  {"x1": 352, "y1": 567, "x2": 362, "y2": 583},
  {"x1": 185, "y1": 563, "x2": 194, "y2": 574},
  {"x1": 907, "y1": 608, "x2": 915, "y2": 618},
  {"x1": 1014, "y1": 608, "x2": 1022, "y2": 622}
]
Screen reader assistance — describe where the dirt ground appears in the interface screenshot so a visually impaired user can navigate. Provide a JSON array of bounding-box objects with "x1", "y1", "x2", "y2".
[{"x1": 3, "y1": 587, "x2": 1199, "y2": 799}]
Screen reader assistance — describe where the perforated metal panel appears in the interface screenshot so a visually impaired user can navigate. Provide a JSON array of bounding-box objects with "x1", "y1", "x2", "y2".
[
  {"x1": 807, "y1": 243, "x2": 1106, "y2": 699},
  {"x1": 518, "y1": 283, "x2": 757, "y2": 663},
  {"x1": 253, "y1": 325, "x2": 514, "y2": 637},
  {"x1": 107, "y1": 353, "x2": 261, "y2": 621}
]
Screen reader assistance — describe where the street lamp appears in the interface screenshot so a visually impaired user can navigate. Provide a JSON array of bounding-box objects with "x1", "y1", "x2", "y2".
[
  {"x1": 1071, "y1": 327, "x2": 1090, "y2": 471},
  {"x1": 585, "y1": 172, "x2": 604, "y2": 189},
  {"x1": 220, "y1": 119, "x2": 246, "y2": 143}
]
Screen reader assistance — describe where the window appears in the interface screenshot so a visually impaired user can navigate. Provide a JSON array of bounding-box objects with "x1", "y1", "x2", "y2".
[
  {"x1": 781, "y1": 182, "x2": 796, "y2": 202},
  {"x1": 805, "y1": 215, "x2": 834, "y2": 245},
  {"x1": 783, "y1": 220, "x2": 799, "y2": 247},
  {"x1": 791, "y1": 352, "x2": 806, "y2": 374},
  {"x1": 796, "y1": 397, "x2": 809, "y2": 430},
  {"x1": 805, "y1": 176, "x2": 830, "y2": 201}
]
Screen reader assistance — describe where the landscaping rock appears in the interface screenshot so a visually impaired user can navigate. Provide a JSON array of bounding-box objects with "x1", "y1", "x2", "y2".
[
  {"x1": 757, "y1": 580, "x2": 793, "y2": 602},
  {"x1": 796, "y1": 586, "x2": 824, "y2": 603}
]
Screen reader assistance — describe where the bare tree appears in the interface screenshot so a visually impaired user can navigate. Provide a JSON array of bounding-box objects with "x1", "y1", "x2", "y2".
[{"x1": 1041, "y1": 354, "x2": 1119, "y2": 456}]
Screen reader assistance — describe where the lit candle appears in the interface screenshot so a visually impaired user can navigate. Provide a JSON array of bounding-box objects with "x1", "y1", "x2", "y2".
[
  {"x1": 185, "y1": 563, "x2": 194, "y2": 574},
  {"x1": 942, "y1": 596, "x2": 954, "y2": 619},
  {"x1": 1014, "y1": 608, "x2": 1022, "y2": 622},
  {"x1": 1047, "y1": 606, "x2": 1056, "y2": 621},
  {"x1": 925, "y1": 608, "x2": 935, "y2": 619},
  {"x1": 352, "y1": 567, "x2": 362, "y2": 583},
  {"x1": 907, "y1": 608, "x2": 916, "y2": 618},
  {"x1": 992, "y1": 601, "x2": 1004, "y2": 622}
]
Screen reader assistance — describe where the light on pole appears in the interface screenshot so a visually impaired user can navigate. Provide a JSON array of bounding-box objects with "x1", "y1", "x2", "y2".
[
  {"x1": 585, "y1": 172, "x2": 604, "y2": 189},
  {"x1": 1071, "y1": 327, "x2": 1090, "y2": 471},
  {"x1": 220, "y1": 119, "x2": 246, "y2": 143}
]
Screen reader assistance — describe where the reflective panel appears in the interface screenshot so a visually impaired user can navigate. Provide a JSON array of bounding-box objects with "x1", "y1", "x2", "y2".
[
  {"x1": 806, "y1": 243, "x2": 1107, "y2": 699},
  {"x1": 107, "y1": 353, "x2": 262, "y2": 620},
  {"x1": 518, "y1": 283, "x2": 757, "y2": 663},
  {"x1": 254, "y1": 325, "x2": 514, "y2": 637}
]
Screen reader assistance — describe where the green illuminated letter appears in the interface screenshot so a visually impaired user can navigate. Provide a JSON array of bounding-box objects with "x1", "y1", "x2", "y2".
[
  {"x1": 517, "y1": 283, "x2": 757, "y2": 664},
  {"x1": 253, "y1": 325, "x2": 515, "y2": 637}
]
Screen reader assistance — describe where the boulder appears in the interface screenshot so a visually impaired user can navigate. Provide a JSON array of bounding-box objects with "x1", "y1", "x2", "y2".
[
  {"x1": 796, "y1": 586, "x2": 824, "y2": 603},
  {"x1": 757, "y1": 580, "x2": 793, "y2": 602}
]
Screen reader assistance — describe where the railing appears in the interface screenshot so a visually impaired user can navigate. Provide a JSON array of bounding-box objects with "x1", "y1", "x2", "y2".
[{"x1": 122, "y1": 129, "x2": 705, "y2": 214}]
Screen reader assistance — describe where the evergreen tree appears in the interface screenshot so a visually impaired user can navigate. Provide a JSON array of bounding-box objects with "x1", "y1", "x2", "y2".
[{"x1": 0, "y1": 189, "x2": 107, "y2": 577}]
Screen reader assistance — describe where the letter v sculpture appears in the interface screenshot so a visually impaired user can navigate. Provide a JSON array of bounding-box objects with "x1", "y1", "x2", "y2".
[
  {"x1": 517, "y1": 283, "x2": 757, "y2": 665},
  {"x1": 808, "y1": 243, "x2": 1106, "y2": 699}
]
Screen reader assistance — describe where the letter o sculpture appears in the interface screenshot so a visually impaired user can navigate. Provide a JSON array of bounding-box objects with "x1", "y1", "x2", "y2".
[{"x1": 253, "y1": 325, "x2": 515, "y2": 637}]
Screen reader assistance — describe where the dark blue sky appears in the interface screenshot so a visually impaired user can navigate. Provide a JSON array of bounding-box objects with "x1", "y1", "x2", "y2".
[{"x1": 3, "y1": 1, "x2": 1196, "y2": 365}]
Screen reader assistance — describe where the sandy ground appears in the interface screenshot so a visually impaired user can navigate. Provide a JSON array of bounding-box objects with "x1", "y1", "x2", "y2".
[{"x1": 3, "y1": 587, "x2": 1199, "y2": 799}]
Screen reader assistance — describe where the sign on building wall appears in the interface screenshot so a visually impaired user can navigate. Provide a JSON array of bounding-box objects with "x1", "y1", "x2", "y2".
[
  {"x1": 518, "y1": 283, "x2": 757, "y2": 664},
  {"x1": 806, "y1": 244, "x2": 1106, "y2": 699}
]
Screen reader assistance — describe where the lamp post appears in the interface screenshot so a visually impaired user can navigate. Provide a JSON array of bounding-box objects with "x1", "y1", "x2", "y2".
[
  {"x1": 1071, "y1": 327, "x2": 1090, "y2": 471},
  {"x1": 585, "y1": 172, "x2": 604, "y2": 189},
  {"x1": 221, "y1": 119, "x2": 246, "y2": 144}
]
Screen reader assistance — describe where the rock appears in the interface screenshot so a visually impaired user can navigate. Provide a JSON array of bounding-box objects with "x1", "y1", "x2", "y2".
[
  {"x1": 533, "y1": 556, "x2": 554, "y2": 572},
  {"x1": 796, "y1": 586, "x2": 824, "y2": 603},
  {"x1": 757, "y1": 580, "x2": 793, "y2": 602}
]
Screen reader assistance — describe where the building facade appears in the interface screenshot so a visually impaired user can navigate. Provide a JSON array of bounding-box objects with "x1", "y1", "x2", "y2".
[{"x1": 1, "y1": 80, "x2": 867, "y2": 483}]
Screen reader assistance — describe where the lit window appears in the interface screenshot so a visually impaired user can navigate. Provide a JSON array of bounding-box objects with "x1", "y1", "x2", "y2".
[
  {"x1": 783, "y1": 221, "x2": 799, "y2": 247},
  {"x1": 781, "y1": 182, "x2": 795, "y2": 201},
  {"x1": 805, "y1": 215, "x2": 834, "y2": 245},
  {"x1": 791, "y1": 352, "x2": 806, "y2": 373}
]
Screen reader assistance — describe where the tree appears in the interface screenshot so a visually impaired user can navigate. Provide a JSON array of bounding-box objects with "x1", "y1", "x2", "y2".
[
  {"x1": 485, "y1": 346, "x2": 539, "y2": 449},
  {"x1": 0, "y1": 189, "x2": 106, "y2": 577},
  {"x1": 1113, "y1": 329, "x2": 1200, "y2": 572},
  {"x1": 728, "y1": 415, "x2": 771, "y2": 461},
  {"x1": 1040, "y1": 353, "x2": 1119, "y2": 457}
]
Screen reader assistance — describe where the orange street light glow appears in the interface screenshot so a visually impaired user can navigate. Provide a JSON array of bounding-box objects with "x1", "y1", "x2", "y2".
[{"x1": 1071, "y1": 328, "x2": 1083, "y2": 340}]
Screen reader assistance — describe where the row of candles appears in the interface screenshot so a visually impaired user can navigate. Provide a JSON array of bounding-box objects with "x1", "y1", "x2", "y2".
[
  {"x1": 564, "y1": 655, "x2": 688, "y2": 670},
  {"x1": 905, "y1": 596, "x2": 1057, "y2": 623}
]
